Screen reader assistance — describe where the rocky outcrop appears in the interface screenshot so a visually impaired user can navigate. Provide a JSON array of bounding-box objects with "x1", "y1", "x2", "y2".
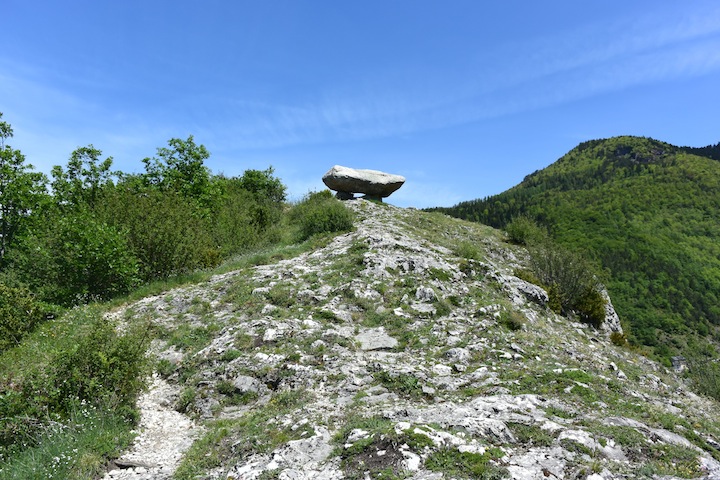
[
  {"x1": 105, "y1": 200, "x2": 720, "y2": 480},
  {"x1": 322, "y1": 165, "x2": 405, "y2": 200}
]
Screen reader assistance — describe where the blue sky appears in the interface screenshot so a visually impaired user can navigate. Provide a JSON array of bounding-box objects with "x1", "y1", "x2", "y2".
[{"x1": 2, "y1": 1, "x2": 720, "y2": 208}]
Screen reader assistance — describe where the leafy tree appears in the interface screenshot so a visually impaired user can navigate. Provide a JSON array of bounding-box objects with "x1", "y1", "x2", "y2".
[
  {"x1": 0, "y1": 113, "x2": 48, "y2": 260},
  {"x1": 50, "y1": 145, "x2": 116, "y2": 209},
  {"x1": 237, "y1": 167, "x2": 287, "y2": 203},
  {"x1": 141, "y1": 135, "x2": 219, "y2": 209}
]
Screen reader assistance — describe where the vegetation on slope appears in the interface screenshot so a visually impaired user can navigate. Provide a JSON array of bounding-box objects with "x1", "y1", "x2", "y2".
[
  {"x1": 0, "y1": 111, "x2": 354, "y2": 477},
  {"x1": 432, "y1": 136, "x2": 720, "y2": 364}
]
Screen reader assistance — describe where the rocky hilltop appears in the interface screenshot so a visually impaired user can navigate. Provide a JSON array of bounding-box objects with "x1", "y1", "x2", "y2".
[{"x1": 105, "y1": 200, "x2": 720, "y2": 480}]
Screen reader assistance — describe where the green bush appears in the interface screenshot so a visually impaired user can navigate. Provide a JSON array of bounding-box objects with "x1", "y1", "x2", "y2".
[
  {"x1": 0, "y1": 283, "x2": 46, "y2": 351},
  {"x1": 0, "y1": 308, "x2": 149, "y2": 459},
  {"x1": 610, "y1": 331, "x2": 628, "y2": 347},
  {"x1": 7, "y1": 210, "x2": 140, "y2": 305},
  {"x1": 289, "y1": 190, "x2": 354, "y2": 241},
  {"x1": 49, "y1": 318, "x2": 150, "y2": 415},
  {"x1": 505, "y1": 214, "x2": 547, "y2": 246},
  {"x1": 98, "y1": 188, "x2": 219, "y2": 280},
  {"x1": 211, "y1": 181, "x2": 282, "y2": 256},
  {"x1": 528, "y1": 242, "x2": 606, "y2": 328},
  {"x1": 686, "y1": 353, "x2": 720, "y2": 402}
]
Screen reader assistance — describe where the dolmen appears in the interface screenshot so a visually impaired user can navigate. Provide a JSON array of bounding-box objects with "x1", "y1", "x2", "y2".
[{"x1": 322, "y1": 165, "x2": 405, "y2": 201}]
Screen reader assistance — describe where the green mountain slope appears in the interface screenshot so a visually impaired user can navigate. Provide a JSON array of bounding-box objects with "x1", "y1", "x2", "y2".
[{"x1": 433, "y1": 136, "x2": 720, "y2": 359}]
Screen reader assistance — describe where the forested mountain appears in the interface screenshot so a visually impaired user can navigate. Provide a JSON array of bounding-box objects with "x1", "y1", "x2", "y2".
[{"x1": 432, "y1": 136, "x2": 720, "y2": 361}]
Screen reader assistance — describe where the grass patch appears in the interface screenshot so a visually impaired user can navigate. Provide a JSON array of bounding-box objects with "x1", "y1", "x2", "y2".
[
  {"x1": 174, "y1": 389, "x2": 311, "y2": 479},
  {"x1": 498, "y1": 308, "x2": 525, "y2": 331},
  {"x1": 373, "y1": 370, "x2": 427, "y2": 399},
  {"x1": 164, "y1": 323, "x2": 221, "y2": 354},
  {"x1": 0, "y1": 405, "x2": 136, "y2": 479},
  {"x1": 425, "y1": 447, "x2": 508, "y2": 480},
  {"x1": 507, "y1": 422, "x2": 556, "y2": 447},
  {"x1": 640, "y1": 443, "x2": 702, "y2": 478}
]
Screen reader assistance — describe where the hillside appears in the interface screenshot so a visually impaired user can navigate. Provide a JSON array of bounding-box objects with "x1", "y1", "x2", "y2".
[
  {"x1": 4, "y1": 200, "x2": 720, "y2": 479},
  {"x1": 432, "y1": 136, "x2": 720, "y2": 360}
]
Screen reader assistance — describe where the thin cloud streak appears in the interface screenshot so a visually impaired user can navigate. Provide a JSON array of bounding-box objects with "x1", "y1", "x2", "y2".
[{"x1": 215, "y1": 6, "x2": 720, "y2": 150}]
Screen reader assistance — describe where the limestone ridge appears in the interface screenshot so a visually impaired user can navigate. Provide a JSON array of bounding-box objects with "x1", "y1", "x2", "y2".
[{"x1": 109, "y1": 200, "x2": 720, "y2": 480}]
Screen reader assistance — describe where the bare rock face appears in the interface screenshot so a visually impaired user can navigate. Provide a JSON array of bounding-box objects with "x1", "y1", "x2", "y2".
[{"x1": 322, "y1": 165, "x2": 405, "y2": 200}]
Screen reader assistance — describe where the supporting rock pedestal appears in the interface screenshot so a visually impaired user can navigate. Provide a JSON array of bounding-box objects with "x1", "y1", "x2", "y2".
[{"x1": 322, "y1": 165, "x2": 405, "y2": 201}]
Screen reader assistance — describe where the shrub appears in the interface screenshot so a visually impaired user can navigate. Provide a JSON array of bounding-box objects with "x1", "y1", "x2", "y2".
[
  {"x1": 610, "y1": 331, "x2": 628, "y2": 347},
  {"x1": 686, "y1": 353, "x2": 720, "y2": 402},
  {"x1": 505, "y1": 214, "x2": 547, "y2": 246},
  {"x1": 6, "y1": 210, "x2": 140, "y2": 305},
  {"x1": 498, "y1": 308, "x2": 525, "y2": 331},
  {"x1": 98, "y1": 188, "x2": 219, "y2": 280},
  {"x1": 0, "y1": 283, "x2": 46, "y2": 351},
  {"x1": 289, "y1": 190, "x2": 354, "y2": 241},
  {"x1": 0, "y1": 308, "x2": 149, "y2": 459},
  {"x1": 211, "y1": 182, "x2": 282, "y2": 256},
  {"x1": 49, "y1": 316, "x2": 150, "y2": 416},
  {"x1": 454, "y1": 241, "x2": 483, "y2": 260},
  {"x1": 528, "y1": 242, "x2": 606, "y2": 328}
]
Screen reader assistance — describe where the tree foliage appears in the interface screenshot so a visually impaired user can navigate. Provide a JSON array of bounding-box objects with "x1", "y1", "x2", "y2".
[
  {"x1": 51, "y1": 145, "x2": 116, "y2": 209},
  {"x1": 0, "y1": 283, "x2": 46, "y2": 351},
  {"x1": 97, "y1": 187, "x2": 218, "y2": 280},
  {"x1": 0, "y1": 113, "x2": 48, "y2": 260},
  {"x1": 236, "y1": 167, "x2": 287, "y2": 204},
  {"x1": 6, "y1": 209, "x2": 140, "y2": 305},
  {"x1": 433, "y1": 136, "x2": 720, "y2": 360},
  {"x1": 141, "y1": 135, "x2": 219, "y2": 209},
  {"x1": 0, "y1": 114, "x2": 292, "y2": 307}
]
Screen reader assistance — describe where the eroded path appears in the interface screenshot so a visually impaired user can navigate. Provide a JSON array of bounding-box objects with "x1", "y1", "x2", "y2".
[{"x1": 103, "y1": 375, "x2": 203, "y2": 480}]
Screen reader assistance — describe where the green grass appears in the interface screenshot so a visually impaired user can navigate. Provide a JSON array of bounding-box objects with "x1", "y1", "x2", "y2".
[
  {"x1": 174, "y1": 389, "x2": 311, "y2": 479},
  {"x1": 506, "y1": 422, "x2": 556, "y2": 447},
  {"x1": 0, "y1": 394, "x2": 136, "y2": 479},
  {"x1": 373, "y1": 370, "x2": 427, "y2": 399},
  {"x1": 425, "y1": 447, "x2": 508, "y2": 480}
]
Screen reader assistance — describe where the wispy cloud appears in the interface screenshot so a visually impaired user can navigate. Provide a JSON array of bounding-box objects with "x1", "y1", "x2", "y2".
[{"x1": 209, "y1": 3, "x2": 720, "y2": 150}]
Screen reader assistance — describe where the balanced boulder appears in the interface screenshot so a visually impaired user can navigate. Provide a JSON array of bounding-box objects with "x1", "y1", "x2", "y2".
[{"x1": 322, "y1": 165, "x2": 405, "y2": 200}]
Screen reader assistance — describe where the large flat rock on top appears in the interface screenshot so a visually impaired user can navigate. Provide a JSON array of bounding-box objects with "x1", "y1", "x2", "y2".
[{"x1": 322, "y1": 165, "x2": 405, "y2": 198}]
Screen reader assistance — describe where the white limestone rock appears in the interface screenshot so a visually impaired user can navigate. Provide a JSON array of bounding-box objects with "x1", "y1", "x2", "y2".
[{"x1": 322, "y1": 165, "x2": 405, "y2": 199}]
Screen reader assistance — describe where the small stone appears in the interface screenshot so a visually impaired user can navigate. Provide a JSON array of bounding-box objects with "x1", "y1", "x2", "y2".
[
  {"x1": 263, "y1": 328, "x2": 280, "y2": 342},
  {"x1": 432, "y1": 364, "x2": 453, "y2": 376},
  {"x1": 356, "y1": 327, "x2": 398, "y2": 351},
  {"x1": 416, "y1": 286, "x2": 437, "y2": 302},
  {"x1": 445, "y1": 347, "x2": 470, "y2": 363},
  {"x1": 261, "y1": 304, "x2": 278, "y2": 315},
  {"x1": 422, "y1": 385, "x2": 437, "y2": 395}
]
